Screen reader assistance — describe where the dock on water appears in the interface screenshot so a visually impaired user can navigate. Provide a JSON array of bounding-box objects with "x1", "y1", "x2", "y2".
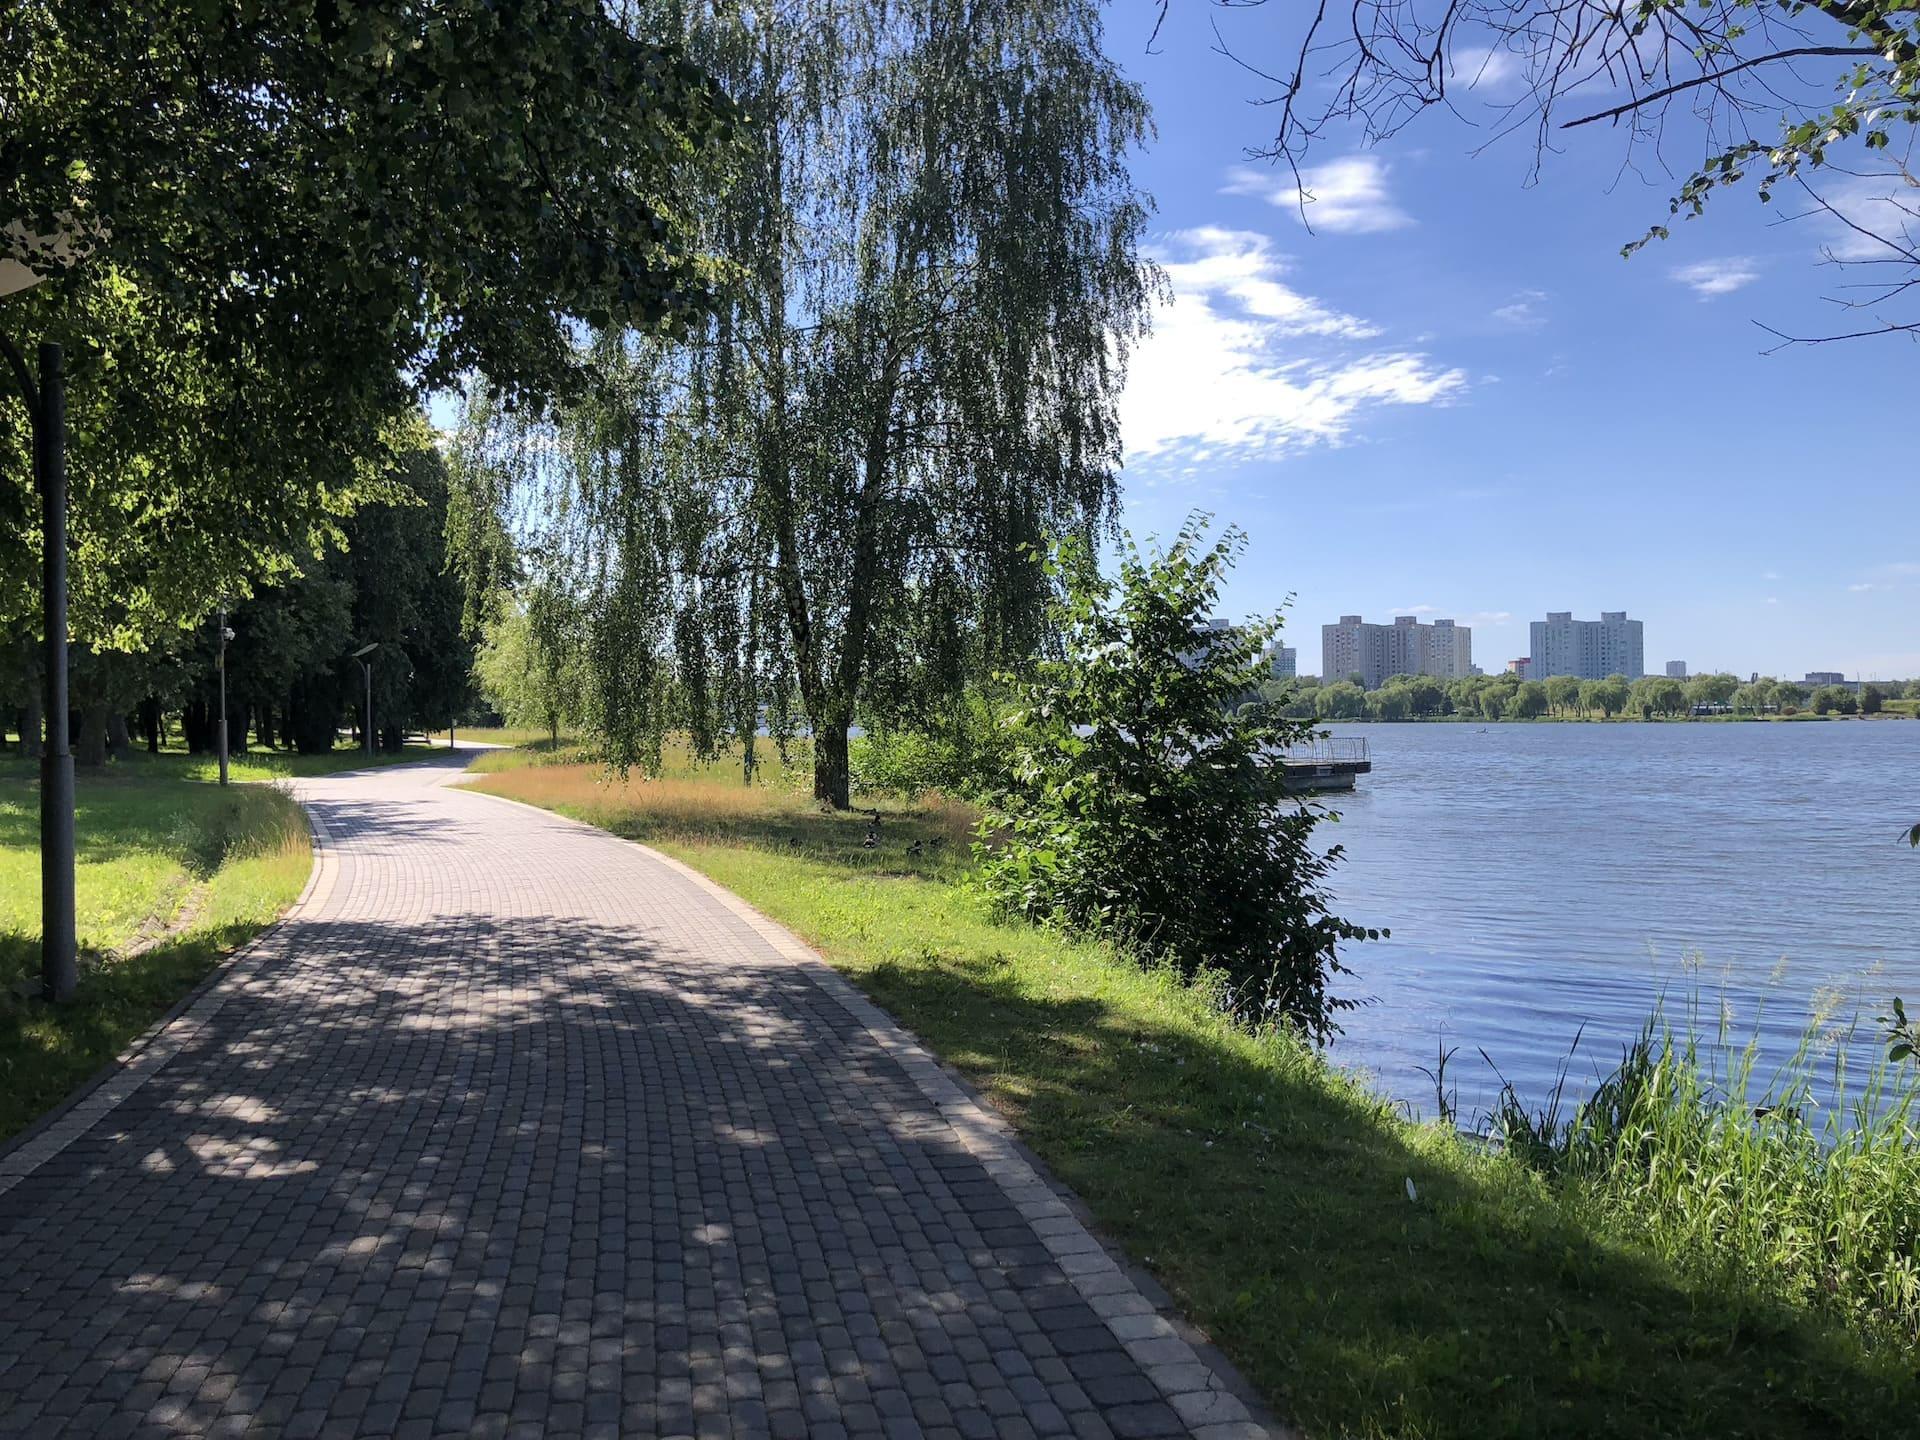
[{"x1": 1281, "y1": 736, "x2": 1372, "y2": 793}]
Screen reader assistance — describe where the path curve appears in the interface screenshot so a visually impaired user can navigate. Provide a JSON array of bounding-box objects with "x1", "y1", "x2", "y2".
[{"x1": 0, "y1": 754, "x2": 1271, "y2": 1439}]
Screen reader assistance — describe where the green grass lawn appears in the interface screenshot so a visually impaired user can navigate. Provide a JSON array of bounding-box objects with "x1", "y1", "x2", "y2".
[
  {"x1": 0, "y1": 753, "x2": 314, "y2": 1143},
  {"x1": 469, "y1": 747, "x2": 1916, "y2": 1440}
]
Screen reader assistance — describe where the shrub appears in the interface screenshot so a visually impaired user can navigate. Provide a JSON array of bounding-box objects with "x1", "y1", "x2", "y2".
[
  {"x1": 975, "y1": 520, "x2": 1380, "y2": 1042},
  {"x1": 850, "y1": 694, "x2": 1011, "y2": 800}
]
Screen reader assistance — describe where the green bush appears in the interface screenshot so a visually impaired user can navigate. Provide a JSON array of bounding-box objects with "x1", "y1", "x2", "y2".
[
  {"x1": 976, "y1": 520, "x2": 1380, "y2": 1042},
  {"x1": 850, "y1": 695, "x2": 1012, "y2": 800}
]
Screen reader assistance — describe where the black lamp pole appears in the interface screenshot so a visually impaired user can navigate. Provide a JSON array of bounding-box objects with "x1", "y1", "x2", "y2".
[
  {"x1": 3, "y1": 334, "x2": 75, "y2": 1002},
  {"x1": 351, "y1": 642, "x2": 378, "y2": 759},
  {"x1": 217, "y1": 602, "x2": 232, "y2": 786}
]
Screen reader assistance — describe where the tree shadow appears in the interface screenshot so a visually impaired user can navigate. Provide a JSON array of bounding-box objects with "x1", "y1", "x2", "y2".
[{"x1": 0, "y1": 910, "x2": 1170, "y2": 1438}]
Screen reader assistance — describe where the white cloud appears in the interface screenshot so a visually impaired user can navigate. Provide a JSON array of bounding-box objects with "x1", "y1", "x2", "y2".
[
  {"x1": 1762, "y1": 570, "x2": 1781, "y2": 580},
  {"x1": 1463, "y1": 610, "x2": 1514, "y2": 627},
  {"x1": 1492, "y1": 289, "x2": 1548, "y2": 328},
  {"x1": 1670, "y1": 257, "x2": 1761, "y2": 299},
  {"x1": 1449, "y1": 46, "x2": 1525, "y2": 94},
  {"x1": 1846, "y1": 561, "x2": 1920, "y2": 594},
  {"x1": 1154, "y1": 225, "x2": 1378, "y2": 340},
  {"x1": 1814, "y1": 177, "x2": 1920, "y2": 261},
  {"x1": 1122, "y1": 228, "x2": 1467, "y2": 473},
  {"x1": 1224, "y1": 157, "x2": 1413, "y2": 235},
  {"x1": 1390, "y1": 604, "x2": 1439, "y2": 615}
]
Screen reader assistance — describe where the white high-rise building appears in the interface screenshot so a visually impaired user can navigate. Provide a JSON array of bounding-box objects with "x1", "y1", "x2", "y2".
[
  {"x1": 1321, "y1": 614, "x2": 1473, "y2": 690},
  {"x1": 1665, "y1": 660, "x2": 1688, "y2": 679},
  {"x1": 1528, "y1": 611, "x2": 1645, "y2": 681},
  {"x1": 1267, "y1": 644, "x2": 1297, "y2": 680}
]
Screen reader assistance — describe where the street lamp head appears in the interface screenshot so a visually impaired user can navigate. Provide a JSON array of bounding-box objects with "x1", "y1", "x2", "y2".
[{"x1": 350, "y1": 642, "x2": 379, "y2": 659}]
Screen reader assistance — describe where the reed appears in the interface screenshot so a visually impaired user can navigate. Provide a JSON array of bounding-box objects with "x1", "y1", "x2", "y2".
[{"x1": 1491, "y1": 1004, "x2": 1920, "y2": 1348}]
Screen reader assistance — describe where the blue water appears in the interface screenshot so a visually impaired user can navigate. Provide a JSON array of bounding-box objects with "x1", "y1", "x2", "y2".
[{"x1": 1316, "y1": 720, "x2": 1920, "y2": 1123}]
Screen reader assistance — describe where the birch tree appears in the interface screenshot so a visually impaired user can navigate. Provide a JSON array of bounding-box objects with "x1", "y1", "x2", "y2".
[{"x1": 457, "y1": 0, "x2": 1156, "y2": 806}]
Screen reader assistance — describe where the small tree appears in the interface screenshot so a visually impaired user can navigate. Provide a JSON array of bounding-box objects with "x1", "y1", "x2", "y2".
[
  {"x1": 1509, "y1": 680, "x2": 1550, "y2": 719},
  {"x1": 1813, "y1": 685, "x2": 1858, "y2": 715},
  {"x1": 474, "y1": 592, "x2": 588, "y2": 746},
  {"x1": 1544, "y1": 674, "x2": 1582, "y2": 716},
  {"x1": 1862, "y1": 684, "x2": 1886, "y2": 715},
  {"x1": 977, "y1": 522, "x2": 1381, "y2": 1042},
  {"x1": 1582, "y1": 676, "x2": 1630, "y2": 718},
  {"x1": 1315, "y1": 681, "x2": 1367, "y2": 720}
]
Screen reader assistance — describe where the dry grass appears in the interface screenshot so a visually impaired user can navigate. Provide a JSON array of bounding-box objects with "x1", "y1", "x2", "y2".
[{"x1": 465, "y1": 752, "x2": 977, "y2": 873}]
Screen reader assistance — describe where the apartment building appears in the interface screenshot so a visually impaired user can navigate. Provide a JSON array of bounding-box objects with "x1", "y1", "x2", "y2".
[
  {"x1": 1321, "y1": 614, "x2": 1473, "y2": 690},
  {"x1": 1528, "y1": 610, "x2": 1645, "y2": 681}
]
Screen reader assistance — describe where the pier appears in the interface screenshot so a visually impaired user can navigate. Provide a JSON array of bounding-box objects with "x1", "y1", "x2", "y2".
[{"x1": 1282, "y1": 735, "x2": 1372, "y2": 793}]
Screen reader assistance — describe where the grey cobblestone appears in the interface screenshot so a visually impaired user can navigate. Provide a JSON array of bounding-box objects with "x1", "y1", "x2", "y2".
[{"x1": 0, "y1": 753, "x2": 1271, "y2": 1437}]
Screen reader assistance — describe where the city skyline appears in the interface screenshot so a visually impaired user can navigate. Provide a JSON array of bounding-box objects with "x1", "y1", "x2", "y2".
[{"x1": 1281, "y1": 605, "x2": 1889, "y2": 683}]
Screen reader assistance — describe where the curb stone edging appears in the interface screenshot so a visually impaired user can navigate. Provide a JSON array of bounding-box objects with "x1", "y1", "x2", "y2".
[{"x1": 454, "y1": 779, "x2": 1293, "y2": 1440}]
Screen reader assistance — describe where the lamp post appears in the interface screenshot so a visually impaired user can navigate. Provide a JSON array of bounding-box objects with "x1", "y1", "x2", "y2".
[
  {"x1": 216, "y1": 603, "x2": 234, "y2": 786},
  {"x1": 1, "y1": 266, "x2": 75, "y2": 1002},
  {"x1": 351, "y1": 643, "x2": 378, "y2": 759}
]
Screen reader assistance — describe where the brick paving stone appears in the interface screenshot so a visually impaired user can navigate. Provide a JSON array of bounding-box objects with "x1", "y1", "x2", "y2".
[{"x1": 0, "y1": 752, "x2": 1275, "y2": 1438}]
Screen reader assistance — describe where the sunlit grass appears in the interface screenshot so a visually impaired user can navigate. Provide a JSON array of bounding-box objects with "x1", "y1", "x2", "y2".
[
  {"x1": 469, "y1": 741, "x2": 1919, "y2": 1438},
  {"x1": 0, "y1": 762, "x2": 312, "y2": 1142}
]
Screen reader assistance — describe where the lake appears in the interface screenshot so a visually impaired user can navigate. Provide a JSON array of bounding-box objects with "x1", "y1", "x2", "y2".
[{"x1": 1316, "y1": 719, "x2": 1920, "y2": 1123}]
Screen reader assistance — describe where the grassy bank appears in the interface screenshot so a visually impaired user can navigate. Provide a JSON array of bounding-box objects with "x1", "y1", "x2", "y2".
[
  {"x1": 0, "y1": 757, "x2": 312, "y2": 1143},
  {"x1": 467, "y1": 746, "x2": 1917, "y2": 1439}
]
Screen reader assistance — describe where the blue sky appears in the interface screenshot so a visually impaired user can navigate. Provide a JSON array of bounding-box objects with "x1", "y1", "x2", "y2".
[{"x1": 1104, "y1": 6, "x2": 1919, "y2": 680}]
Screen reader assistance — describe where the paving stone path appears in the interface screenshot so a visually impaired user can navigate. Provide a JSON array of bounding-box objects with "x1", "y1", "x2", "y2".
[{"x1": 0, "y1": 754, "x2": 1273, "y2": 1440}]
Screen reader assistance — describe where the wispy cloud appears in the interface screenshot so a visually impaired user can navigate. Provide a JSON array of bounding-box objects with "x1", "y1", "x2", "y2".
[
  {"x1": 1813, "y1": 176, "x2": 1919, "y2": 261},
  {"x1": 1121, "y1": 227, "x2": 1467, "y2": 473},
  {"x1": 1463, "y1": 610, "x2": 1515, "y2": 627},
  {"x1": 1847, "y1": 560, "x2": 1920, "y2": 594},
  {"x1": 1492, "y1": 289, "x2": 1548, "y2": 328},
  {"x1": 1670, "y1": 257, "x2": 1761, "y2": 299},
  {"x1": 1224, "y1": 157, "x2": 1413, "y2": 235},
  {"x1": 1449, "y1": 46, "x2": 1525, "y2": 94}
]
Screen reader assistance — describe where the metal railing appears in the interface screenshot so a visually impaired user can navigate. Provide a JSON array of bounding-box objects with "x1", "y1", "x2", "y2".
[{"x1": 1281, "y1": 736, "x2": 1370, "y2": 764}]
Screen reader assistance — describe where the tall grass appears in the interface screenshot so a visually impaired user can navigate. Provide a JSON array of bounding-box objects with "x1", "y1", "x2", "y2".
[
  {"x1": 167, "y1": 783, "x2": 310, "y2": 879},
  {"x1": 1491, "y1": 1004, "x2": 1920, "y2": 1349}
]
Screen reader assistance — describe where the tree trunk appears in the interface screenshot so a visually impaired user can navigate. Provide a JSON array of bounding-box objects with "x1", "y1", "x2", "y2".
[
  {"x1": 183, "y1": 698, "x2": 212, "y2": 754},
  {"x1": 225, "y1": 695, "x2": 249, "y2": 754},
  {"x1": 138, "y1": 697, "x2": 161, "y2": 753},
  {"x1": 20, "y1": 694, "x2": 43, "y2": 760},
  {"x1": 107, "y1": 710, "x2": 131, "y2": 757},
  {"x1": 813, "y1": 721, "x2": 850, "y2": 809},
  {"x1": 76, "y1": 703, "x2": 109, "y2": 767}
]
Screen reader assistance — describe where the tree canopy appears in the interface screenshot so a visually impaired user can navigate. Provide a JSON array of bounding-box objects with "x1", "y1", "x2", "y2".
[
  {"x1": 454, "y1": 0, "x2": 1156, "y2": 806},
  {"x1": 1, "y1": 0, "x2": 735, "y2": 651}
]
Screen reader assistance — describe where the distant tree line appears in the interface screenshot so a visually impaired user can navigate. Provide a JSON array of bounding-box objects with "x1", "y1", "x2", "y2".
[
  {"x1": 3, "y1": 422, "x2": 475, "y2": 763},
  {"x1": 1258, "y1": 671, "x2": 1918, "y2": 723}
]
